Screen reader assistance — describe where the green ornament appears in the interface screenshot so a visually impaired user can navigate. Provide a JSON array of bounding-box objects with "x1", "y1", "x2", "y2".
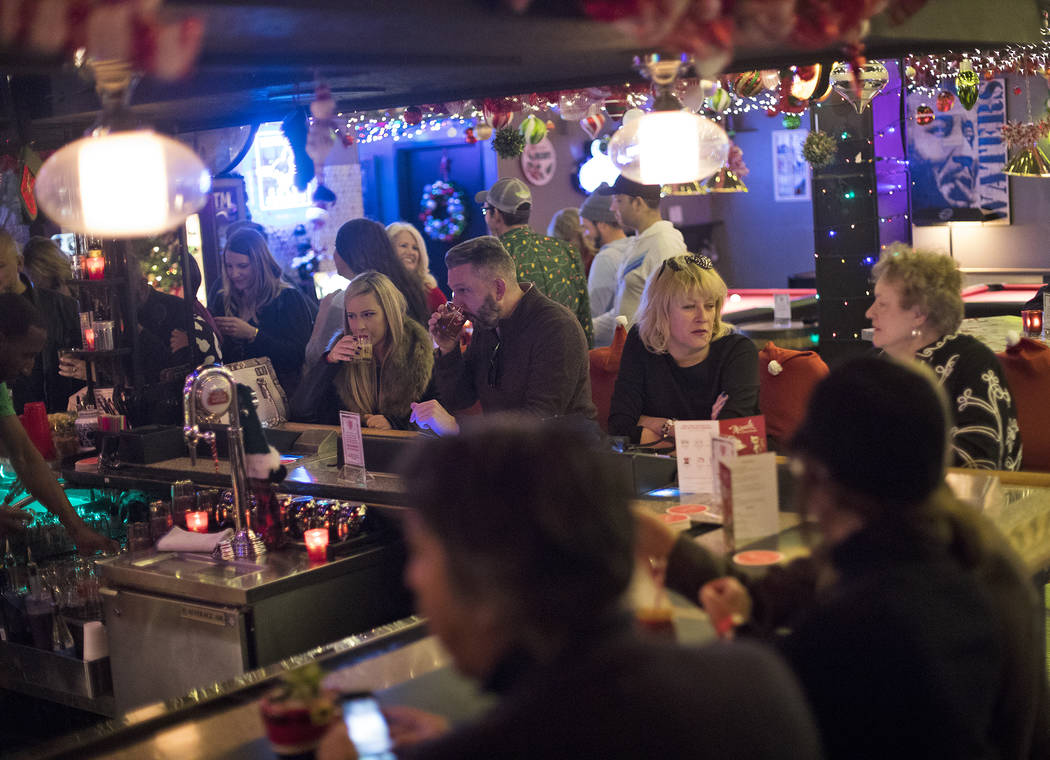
[
  {"x1": 519, "y1": 115, "x2": 547, "y2": 145},
  {"x1": 955, "y1": 59, "x2": 979, "y2": 111},
  {"x1": 782, "y1": 114, "x2": 802, "y2": 129},
  {"x1": 706, "y1": 87, "x2": 731, "y2": 113},
  {"x1": 492, "y1": 127, "x2": 526, "y2": 159},
  {"x1": 802, "y1": 130, "x2": 838, "y2": 169}
]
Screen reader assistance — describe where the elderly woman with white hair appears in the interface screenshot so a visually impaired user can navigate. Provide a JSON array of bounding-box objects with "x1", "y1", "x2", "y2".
[{"x1": 608, "y1": 253, "x2": 758, "y2": 444}]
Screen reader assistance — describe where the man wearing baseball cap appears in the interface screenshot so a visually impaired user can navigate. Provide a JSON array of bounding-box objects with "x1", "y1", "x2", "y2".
[
  {"x1": 579, "y1": 183, "x2": 632, "y2": 321},
  {"x1": 476, "y1": 177, "x2": 593, "y2": 346},
  {"x1": 591, "y1": 175, "x2": 685, "y2": 346}
]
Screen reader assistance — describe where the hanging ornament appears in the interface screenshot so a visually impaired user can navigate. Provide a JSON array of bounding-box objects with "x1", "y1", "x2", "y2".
[
  {"x1": 733, "y1": 71, "x2": 764, "y2": 98},
  {"x1": 603, "y1": 95, "x2": 628, "y2": 118},
  {"x1": 444, "y1": 100, "x2": 470, "y2": 117},
  {"x1": 782, "y1": 114, "x2": 802, "y2": 129},
  {"x1": 955, "y1": 59, "x2": 980, "y2": 111},
  {"x1": 464, "y1": 127, "x2": 477, "y2": 145},
  {"x1": 706, "y1": 86, "x2": 731, "y2": 113},
  {"x1": 403, "y1": 106, "x2": 423, "y2": 126},
  {"x1": 475, "y1": 124, "x2": 493, "y2": 141},
  {"x1": 310, "y1": 82, "x2": 336, "y2": 121},
  {"x1": 492, "y1": 127, "x2": 526, "y2": 159},
  {"x1": 519, "y1": 114, "x2": 547, "y2": 144},
  {"x1": 621, "y1": 108, "x2": 644, "y2": 126},
  {"x1": 915, "y1": 105, "x2": 935, "y2": 126},
  {"x1": 795, "y1": 65, "x2": 817, "y2": 82},
  {"x1": 801, "y1": 130, "x2": 837, "y2": 169},
  {"x1": 760, "y1": 70, "x2": 781, "y2": 90},
  {"x1": 676, "y1": 79, "x2": 714, "y2": 112},
  {"x1": 558, "y1": 91, "x2": 592, "y2": 121},
  {"x1": 936, "y1": 91, "x2": 955, "y2": 112},
  {"x1": 580, "y1": 111, "x2": 606, "y2": 139},
  {"x1": 904, "y1": 65, "x2": 917, "y2": 80},
  {"x1": 830, "y1": 60, "x2": 888, "y2": 114},
  {"x1": 1003, "y1": 145, "x2": 1050, "y2": 177},
  {"x1": 545, "y1": 119, "x2": 556, "y2": 131},
  {"x1": 484, "y1": 105, "x2": 512, "y2": 130}
]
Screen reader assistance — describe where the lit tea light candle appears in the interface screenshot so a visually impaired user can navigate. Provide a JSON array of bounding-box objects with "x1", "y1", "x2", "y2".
[
  {"x1": 85, "y1": 256, "x2": 106, "y2": 280},
  {"x1": 304, "y1": 528, "x2": 329, "y2": 561},
  {"x1": 1021, "y1": 309, "x2": 1043, "y2": 337},
  {"x1": 82, "y1": 327, "x2": 95, "y2": 351},
  {"x1": 185, "y1": 510, "x2": 208, "y2": 533}
]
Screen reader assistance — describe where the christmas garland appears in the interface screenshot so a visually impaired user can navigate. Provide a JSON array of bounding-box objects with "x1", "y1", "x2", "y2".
[{"x1": 419, "y1": 180, "x2": 468, "y2": 243}]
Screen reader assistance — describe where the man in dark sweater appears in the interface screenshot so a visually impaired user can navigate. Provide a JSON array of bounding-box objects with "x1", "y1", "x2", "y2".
[
  {"x1": 410, "y1": 236, "x2": 596, "y2": 436},
  {"x1": 317, "y1": 417, "x2": 824, "y2": 759}
]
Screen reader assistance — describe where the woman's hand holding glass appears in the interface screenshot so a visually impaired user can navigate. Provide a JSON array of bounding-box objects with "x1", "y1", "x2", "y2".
[
  {"x1": 327, "y1": 335, "x2": 372, "y2": 364},
  {"x1": 58, "y1": 351, "x2": 87, "y2": 381}
]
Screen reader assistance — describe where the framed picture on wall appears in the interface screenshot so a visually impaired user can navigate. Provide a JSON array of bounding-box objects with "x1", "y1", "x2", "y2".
[
  {"x1": 907, "y1": 78, "x2": 1009, "y2": 225},
  {"x1": 772, "y1": 130, "x2": 811, "y2": 202}
]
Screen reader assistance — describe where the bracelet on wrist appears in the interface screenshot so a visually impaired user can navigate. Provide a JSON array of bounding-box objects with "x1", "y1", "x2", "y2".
[{"x1": 660, "y1": 418, "x2": 676, "y2": 438}]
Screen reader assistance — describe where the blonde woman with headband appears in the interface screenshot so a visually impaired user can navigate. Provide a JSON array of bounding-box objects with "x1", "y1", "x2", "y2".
[
  {"x1": 215, "y1": 227, "x2": 316, "y2": 395},
  {"x1": 608, "y1": 254, "x2": 759, "y2": 444},
  {"x1": 290, "y1": 271, "x2": 434, "y2": 429},
  {"x1": 387, "y1": 221, "x2": 446, "y2": 313}
]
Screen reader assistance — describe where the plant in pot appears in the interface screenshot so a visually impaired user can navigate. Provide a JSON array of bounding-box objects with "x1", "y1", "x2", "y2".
[{"x1": 259, "y1": 662, "x2": 338, "y2": 755}]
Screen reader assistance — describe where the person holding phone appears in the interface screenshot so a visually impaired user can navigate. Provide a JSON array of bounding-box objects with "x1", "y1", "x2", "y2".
[{"x1": 318, "y1": 416, "x2": 822, "y2": 759}]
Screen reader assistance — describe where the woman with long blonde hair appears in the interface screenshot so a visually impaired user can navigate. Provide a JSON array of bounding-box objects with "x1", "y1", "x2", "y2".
[
  {"x1": 608, "y1": 254, "x2": 758, "y2": 444},
  {"x1": 214, "y1": 227, "x2": 316, "y2": 395},
  {"x1": 291, "y1": 271, "x2": 433, "y2": 429}
]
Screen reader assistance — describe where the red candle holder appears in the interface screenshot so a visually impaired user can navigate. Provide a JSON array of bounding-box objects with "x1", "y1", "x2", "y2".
[
  {"x1": 82, "y1": 327, "x2": 95, "y2": 351},
  {"x1": 85, "y1": 256, "x2": 105, "y2": 280},
  {"x1": 304, "y1": 528, "x2": 329, "y2": 562},
  {"x1": 185, "y1": 510, "x2": 209, "y2": 533},
  {"x1": 1021, "y1": 309, "x2": 1043, "y2": 337}
]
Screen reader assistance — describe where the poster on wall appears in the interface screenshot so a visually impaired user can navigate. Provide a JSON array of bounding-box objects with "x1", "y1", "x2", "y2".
[
  {"x1": 907, "y1": 78, "x2": 1009, "y2": 225},
  {"x1": 772, "y1": 130, "x2": 811, "y2": 202}
]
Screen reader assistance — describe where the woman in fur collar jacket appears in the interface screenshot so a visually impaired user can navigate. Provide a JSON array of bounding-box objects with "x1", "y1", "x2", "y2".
[{"x1": 290, "y1": 271, "x2": 434, "y2": 429}]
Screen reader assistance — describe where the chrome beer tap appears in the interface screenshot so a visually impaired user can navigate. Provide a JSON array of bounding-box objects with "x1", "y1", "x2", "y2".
[{"x1": 183, "y1": 366, "x2": 263, "y2": 560}]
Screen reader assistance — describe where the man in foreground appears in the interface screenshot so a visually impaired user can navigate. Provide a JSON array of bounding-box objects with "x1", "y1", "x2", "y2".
[
  {"x1": 410, "y1": 236, "x2": 595, "y2": 436},
  {"x1": 319, "y1": 416, "x2": 823, "y2": 759}
]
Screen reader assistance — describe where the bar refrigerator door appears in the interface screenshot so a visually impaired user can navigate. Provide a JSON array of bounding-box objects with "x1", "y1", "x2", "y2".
[{"x1": 102, "y1": 586, "x2": 250, "y2": 714}]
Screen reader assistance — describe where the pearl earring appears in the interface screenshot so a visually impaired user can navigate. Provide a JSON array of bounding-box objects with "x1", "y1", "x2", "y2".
[{"x1": 911, "y1": 328, "x2": 921, "y2": 338}]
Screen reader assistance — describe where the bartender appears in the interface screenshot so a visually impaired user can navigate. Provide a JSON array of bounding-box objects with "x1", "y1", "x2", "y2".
[{"x1": 0, "y1": 294, "x2": 116, "y2": 554}]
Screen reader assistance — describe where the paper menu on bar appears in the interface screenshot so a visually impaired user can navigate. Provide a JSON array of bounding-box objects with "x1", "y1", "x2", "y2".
[
  {"x1": 674, "y1": 420, "x2": 720, "y2": 495},
  {"x1": 720, "y1": 451, "x2": 779, "y2": 548},
  {"x1": 339, "y1": 411, "x2": 366, "y2": 468}
]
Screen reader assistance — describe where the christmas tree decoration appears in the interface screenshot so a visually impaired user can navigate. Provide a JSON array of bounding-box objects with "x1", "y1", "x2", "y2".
[
  {"x1": 782, "y1": 113, "x2": 802, "y2": 129},
  {"x1": 802, "y1": 130, "x2": 837, "y2": 169},
  {"x1": 19, "y1": 147, "x2": 40, "y2": 221},
  {"x1": 475, "y1": 124, "x2": 493, "y2": 141},
  {"x1": 760, "y1": 70, "x2": 781, "y2": 90},
  {"x1": 545, "y1": 120, "x2": 556, "y2": 131},
  {"x1": 136, "y1": 236, "x2": 182, "y2": 293},
  {"x1": 734, "y1": 71, "x2": 764, "y2": 98},
  {"x1": 483, "y1": 99, "x2": 514, "y2": 130},
  {"x1": 492, "y1": 127, "x2": 526, "y2": 159},
  {"x1": 1001, "y1": 118, "x2": 1050, "y2": 177},
  {"x1": 915, "y1": 104, "x2": 934, "y2": 125},
  {"x1": 519, "y1": 114, "x2": 547, "y2": 144},
  {"x1": 558, "y1": 91, "x2": 593, "y2": 121},
  {"x1": 955, "y1": 59, "x2": 980, "y2": 110},
  {"x1": 403, "y1": 106, "x2": 423, "y2": 126},
  {"x1": 830, "y1": 60, "x2": 888, "y2": 114},
  {"x1": 706, "y1": 86, "x2": 731, "y2": 113},
  {"x1": 580, "y1": 111, "x2": 606, "y2": 139},
  {"x1": 936, "y1": 91, "x2": 955, "y2": 112}
]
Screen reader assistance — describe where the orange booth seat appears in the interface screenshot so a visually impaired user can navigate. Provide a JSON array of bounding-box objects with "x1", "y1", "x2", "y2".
[
  {"x1": 997, "y1": 337, "x2": 1050, "y2": 472},
  {"x1": 758, "y1": 341, "x2": 829, "y2": 449},
  {"x1": 589, "y1": 318, "x2": 628, "y2": 432}
]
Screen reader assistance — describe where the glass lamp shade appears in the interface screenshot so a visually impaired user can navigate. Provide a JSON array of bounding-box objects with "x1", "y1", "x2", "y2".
[
  {"x1": 35, "y1": 129, "x2": 212, "y2": 237},
  {"x1": 702, "y1": 168, "x2": 748, "y2": 193},
  {"x1": 1002, "y1": 145, "x2": 1050, "y2": 178},
  {"x1": 608, "y1": 110, "x2": 729, "y2": 186}
]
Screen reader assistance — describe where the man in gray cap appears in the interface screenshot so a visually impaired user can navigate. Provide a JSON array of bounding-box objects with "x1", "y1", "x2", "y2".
[
  {"x1": 592, "y1": 176, "x2": 685, "y2": 347},
  {"x1": 579, "y1": 183, "x2": 631, "y2": 323},
  {"x1": 476, "y1": 177, "x2": 593, "y2": 346}
]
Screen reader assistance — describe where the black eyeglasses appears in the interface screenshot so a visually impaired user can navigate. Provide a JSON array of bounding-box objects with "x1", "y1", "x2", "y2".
[
  {"x1": 658, "y1": 254, "x2": 714, "y2": 277},
  {"x1": 487, "y1": 340, "x2": 502, "y2": 388},
  {"x1": 483, "y1": 205, "x2": 497, "y2": 215}
]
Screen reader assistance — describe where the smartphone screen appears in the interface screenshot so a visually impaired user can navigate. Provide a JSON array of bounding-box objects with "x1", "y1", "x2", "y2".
[{"x1": 343, "y1": 694, "x2": 394, "y2": 758}]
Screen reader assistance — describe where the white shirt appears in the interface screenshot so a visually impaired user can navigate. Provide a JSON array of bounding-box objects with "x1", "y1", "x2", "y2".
[
  {"x1": 591, "y1": 220, "x2": 686, "y2": 347},
  {"x1": 587, "y1": 236, "x2": 633, "y2": 318}
]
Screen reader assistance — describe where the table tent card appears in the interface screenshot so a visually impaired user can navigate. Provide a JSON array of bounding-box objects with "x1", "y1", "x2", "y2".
[
  {"x1": 719, "y1": 451, "x2": 779, "y2": 553},
  {"x1": 338, "y1": 411, "x2": 367, "y2": 484}
]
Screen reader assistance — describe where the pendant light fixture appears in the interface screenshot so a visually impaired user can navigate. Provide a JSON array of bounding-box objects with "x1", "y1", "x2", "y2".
[
  {"x1": 702, "y1": 167, "x2": 749, "y2": 193},
  {"x1": 607, "y1": 54, "x2": 729, "y2": 186},
  {"x1": 35, "y1": 59, "x2": 212, "y2": 238}
]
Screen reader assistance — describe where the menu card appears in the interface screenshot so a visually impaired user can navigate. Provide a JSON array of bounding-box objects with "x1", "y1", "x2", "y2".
[
  {"x1": 719, "y1": 451, "x2": 779, "y2": 552},
  {"x1": 339, "y1": 411, "x2": 367, "y2": 483},
  {"x1": 675, "y1": 416, "x2": 768, "y2": 497}
]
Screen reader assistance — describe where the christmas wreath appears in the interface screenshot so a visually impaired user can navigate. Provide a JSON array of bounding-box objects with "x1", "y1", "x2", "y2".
[{"x1": 419, "y1": 180, "x2": 468, "y2": 243}]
